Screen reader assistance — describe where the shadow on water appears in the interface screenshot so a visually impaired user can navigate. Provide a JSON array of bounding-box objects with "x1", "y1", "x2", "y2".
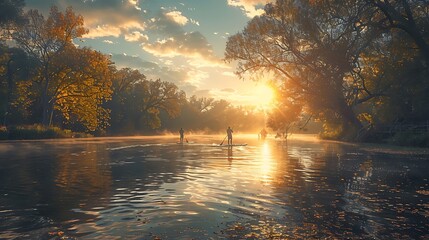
[{"x1": 0, "y1": 135, "x2": 428, "y2": 239}]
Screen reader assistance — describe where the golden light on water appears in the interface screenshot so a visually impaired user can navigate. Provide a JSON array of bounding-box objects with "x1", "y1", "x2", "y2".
[{"x1": 259, "y1": 142, "x2": 273, "y2": 183}]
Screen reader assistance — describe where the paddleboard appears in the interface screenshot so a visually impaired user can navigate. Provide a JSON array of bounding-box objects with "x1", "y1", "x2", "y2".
[
  {"x1": 211, "y1": 144, "x2": 247, "y2": 147},
  {"x1": 176, "y1": 141, "x2": 194, "y2": 144}
]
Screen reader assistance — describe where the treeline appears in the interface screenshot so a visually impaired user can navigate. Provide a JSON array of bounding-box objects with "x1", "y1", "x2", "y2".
[
  {"x1": 0, "y1": 1, "x2": 265, "y2": 138},
  {"x1": 226, "y1": 0, "x2": 429, "y2": 146}
]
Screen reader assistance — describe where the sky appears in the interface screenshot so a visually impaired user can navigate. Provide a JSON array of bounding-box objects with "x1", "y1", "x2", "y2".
[{"x1": 24, "y1": 0, "x2": 275, "y2": 108}]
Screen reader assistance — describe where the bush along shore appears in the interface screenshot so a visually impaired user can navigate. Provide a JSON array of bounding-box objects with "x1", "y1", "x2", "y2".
[{"x1": 0, "y1": 125, "x2": 92, "y2": 140}]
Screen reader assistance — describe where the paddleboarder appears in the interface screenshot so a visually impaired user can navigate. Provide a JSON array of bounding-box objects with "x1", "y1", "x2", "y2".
[
  {"x1": 226, "y1": 126, "x2": 233, "y2": 145},
  {"x1": 259, "y1": 128, "x2": 267, "y2": 140},
  {"x1": 179, "y1": 128, "x2": 185, "y2": 143}
]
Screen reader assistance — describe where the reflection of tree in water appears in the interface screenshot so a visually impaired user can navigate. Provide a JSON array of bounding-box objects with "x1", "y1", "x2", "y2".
[
  {"x1": 53, "y1": 144, "x2": 112, "y2": 219},
  {"x1": 0, "y1": 142, "x2": 114, "y2": 237}
]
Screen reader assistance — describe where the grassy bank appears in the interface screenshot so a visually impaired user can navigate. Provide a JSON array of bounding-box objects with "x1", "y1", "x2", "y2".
[{"x1": 0, "y1": 125, "x2": 92, "y2": 140}]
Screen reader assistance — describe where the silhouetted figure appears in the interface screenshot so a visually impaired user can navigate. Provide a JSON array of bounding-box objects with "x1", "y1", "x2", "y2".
[
  {"x1": 227, "y1": 126, "x2": 233, "y2": 145},
  {"x1": 259, "y1": 128, "x2": 267, "y2": 140},
  {"x1": 179, "y1": 128, "x2": 184, "y2": 143}
]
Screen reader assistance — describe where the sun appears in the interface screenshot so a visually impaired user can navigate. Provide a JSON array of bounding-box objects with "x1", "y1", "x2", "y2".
[{"x1": 251, "y1": 84, "x2": 276, "y2": 109}]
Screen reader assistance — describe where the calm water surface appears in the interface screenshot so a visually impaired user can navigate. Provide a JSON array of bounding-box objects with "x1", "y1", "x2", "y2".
[{"x1": 0, "y1": 135, "x2": 428, "y2": 239}]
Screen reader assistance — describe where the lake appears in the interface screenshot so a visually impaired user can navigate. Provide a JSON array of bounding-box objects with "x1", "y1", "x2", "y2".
[{"x1": 0, "y1": 135, "x2": 428, "y2": 239}]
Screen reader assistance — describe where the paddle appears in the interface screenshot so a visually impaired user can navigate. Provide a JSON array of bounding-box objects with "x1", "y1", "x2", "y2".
[{"x1": 219, "y1": 135, "x2": 227, "y2": 145}]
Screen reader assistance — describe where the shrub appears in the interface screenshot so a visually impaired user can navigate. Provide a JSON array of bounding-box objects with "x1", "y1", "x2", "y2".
[{"x1": 5, "y1": 125, "x2": 73, "y2": 140}]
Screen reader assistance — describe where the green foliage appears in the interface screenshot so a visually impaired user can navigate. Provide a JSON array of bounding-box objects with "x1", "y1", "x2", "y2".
[{"x1": 108, "y1": 68, "x2": 186, "y2": 134}]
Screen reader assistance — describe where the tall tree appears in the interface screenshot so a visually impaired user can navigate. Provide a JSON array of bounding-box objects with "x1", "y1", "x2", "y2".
[
  {"x1": 224, "y1": 0, "x2": 393, "y2": 140},
  {"x1": 108, "y1": 69, "x2": 186, "y2": 134},
  {"x1": 50, "y1": 46, "x2": 113, "y2": 131},
  {"x1": 0, "y1": 47, "x2": 34, "y2": 126},
  {"x1": 108, "y1": 68, "x2": 146, "y2": 133},
  {"x1": 13, "y1": 6, "x2": 88, "y2": 126},
  {"x1": 132, "y1": 79, "x2": 186, "y2": 130},
  {"x1": 0, "y1": 0, "x2": 28, "y2": 126}
]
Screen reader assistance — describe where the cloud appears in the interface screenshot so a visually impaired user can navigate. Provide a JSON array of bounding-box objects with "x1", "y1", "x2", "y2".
[
  {"x1": 222, "y1": 71, "x2": 236, "y2": 77},
  {"x1": 192, "y1": 89, "x2": 211, "y2": 98},
  {"x1": 87, "y1": 25, "x2": 122, "y2": 38},
  {"x1": 111, "y1": 54, "x2": 206, "y2": 96},
  {"x1": 221, "y1": 88, "x2": 236, "y2": 93},
  {"x1": 25, "y1": 0, "x2": 146, "y2": 39},
  {"x1": 103, "y1": 40, "x2": 114, "y2": 44},
  {"x1": 227, "y1": 0, "x2": 273, "y2": 18},
  {"x1": 190, "y1": 19, "x2": 200, "y2": 26},
  {"x1": 111, "y1": 53, "x2": 158, "y2": 70},
  {"x1": 165, "y1": 11, "x2": 188, "y2": 26},
  {"x1": 25, "y1": 1, "x2": 221, "y2": 68},
  {"x1": 83, "y1": 18, "x2": 145, "y2": 39},
  {"x1": 127, "y1": 0, "x2": 141, "y2": 11},
  {"x1": 124, "y1": 31, "x2": 149, "y2": 42},
  {"x1": 143, "y1": 12, "x2": 225, "y2": 67}
]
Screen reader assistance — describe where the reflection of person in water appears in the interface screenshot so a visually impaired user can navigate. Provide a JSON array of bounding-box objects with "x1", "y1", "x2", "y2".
[
  {"x1": 227, "y1": 147, "x2": 233, "y2": 169},
  {"x1": 227, "y1": 147, "x2": 233, "y2": 161},
  {"x1": 259, "y1": 128, "x2": 267, "y2": 140}
]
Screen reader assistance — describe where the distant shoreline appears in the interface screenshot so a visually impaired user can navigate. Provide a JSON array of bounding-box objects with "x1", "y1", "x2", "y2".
[{"x1": 1, "y1": 133, "x2": 428, "y2": 155}]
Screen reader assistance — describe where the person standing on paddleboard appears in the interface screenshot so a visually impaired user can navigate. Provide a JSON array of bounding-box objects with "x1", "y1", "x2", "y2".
[
  {"x1": 179, "y1": 128, "x2": 185, "y2": 143},
  {"x1": 226, "y1": 126, "x2": 233, "y2": 145}
]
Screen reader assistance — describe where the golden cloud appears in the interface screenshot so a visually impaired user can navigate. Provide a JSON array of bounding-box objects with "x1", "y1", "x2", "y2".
[
  {"x1": 227, "y1": 0, "x2": 273, "y2": 17},
  {"x1": 165, "y1": 11, "x2": 188, "y2": 26}
]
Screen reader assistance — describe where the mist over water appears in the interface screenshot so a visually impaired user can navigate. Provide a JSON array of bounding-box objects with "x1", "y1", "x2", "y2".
[{"x1": 0, "y1": 135, "x2": 428, "y2": 239}]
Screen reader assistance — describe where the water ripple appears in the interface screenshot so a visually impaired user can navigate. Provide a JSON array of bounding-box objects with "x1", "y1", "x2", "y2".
[{"x1": 0, "y1": 136, "x2": 428, "y2": 239}]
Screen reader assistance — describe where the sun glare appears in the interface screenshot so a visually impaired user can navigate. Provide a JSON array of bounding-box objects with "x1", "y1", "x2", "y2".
[{"x1": 252, "y1": 84, "x2": 275, "y2": 109}]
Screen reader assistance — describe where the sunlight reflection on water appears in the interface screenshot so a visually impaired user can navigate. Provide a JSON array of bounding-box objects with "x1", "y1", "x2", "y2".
[{"x1": 0, "y1": 135, "x2": 428, "y2": 239}]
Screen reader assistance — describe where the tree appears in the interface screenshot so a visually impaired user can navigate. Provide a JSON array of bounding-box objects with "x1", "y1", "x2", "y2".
[
  {"x1": 0, "y1": 0, "x2": 26, "y2": 41},
  {"x1": 108, "y1": 68, "x2": 146, "y2": 133},
  {"x1": 108, "y1": 68, "x2": 186, "y2": 134},
  {"x1": 50, "y1": 47, "x2": 113, "y2": 131},
  {"x1": 224, "y1": 0, "x2": 395, "y2": 140},
  {"x1": 133, "y1": 79, "x2": 186, "y2": 130},
  {"x1": 366, "y1": 0, "x2": 429, "y2": 66},
  {"x1": 267, "y1": 82, "x2": 302, "y2": 140},
  {"x1": 13, "y1": 6, "x2": 88, "y2": 126},
  {"x1": 0, "y1": 47, "x2": 34, "y2": 126},
  {"x1": 0, "y1": 0, "x2": 28, "y2": 126}
]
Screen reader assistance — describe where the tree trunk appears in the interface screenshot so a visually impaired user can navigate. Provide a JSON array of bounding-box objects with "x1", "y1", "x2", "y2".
[
  {"x1": 4, "y1": 59, "x2": 14, "y2": 126},
  {"x1": 338, "y1": 99, "x2": 364, "y2": 141},
  {"x1": 41, "y1": 64, "x2": 51, "y2": 126},
  {"x1": 405, "y1": 24, "x2": 429, "y2": 67},
  {"x1": 41, "y1": 100, "x2": 50, "y2": 126}
]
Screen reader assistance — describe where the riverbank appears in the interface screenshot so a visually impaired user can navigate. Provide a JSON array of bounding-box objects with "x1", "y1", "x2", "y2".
[{"x1": 0, "y1": 125, "x2": 92, "y2": 140}]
